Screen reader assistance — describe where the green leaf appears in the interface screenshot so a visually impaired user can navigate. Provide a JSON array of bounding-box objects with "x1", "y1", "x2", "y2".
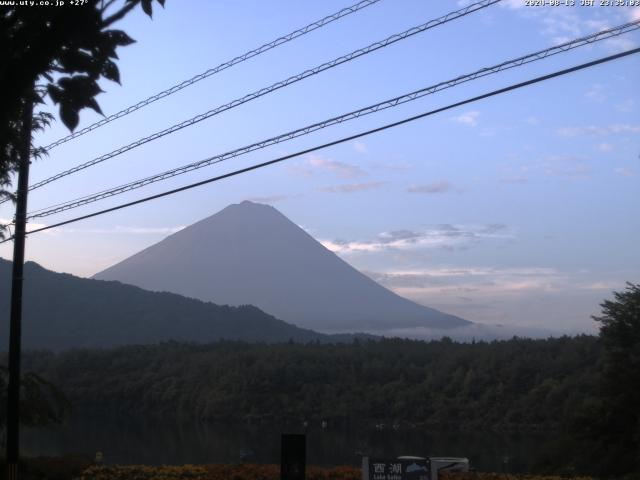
[
  {"x1": 47, "y1": 85, "x2": 63, "y2": 104},
  {"x1": 59, "y1": 50, "x2": 96, "y2": 75},
  {"x1": 104, "y1": 29, "x2": 136, "y2": 47},
  {"x1": 58, "y1": 75, "x2": 104, "y2": 100},
  {"x1": 60, "y1": 104, "x2": 79, "y2": 132},
  {"x1": 102, "y1": 60, "x2": 121, "y2": 84},
  {"x1": 86, "y1": 98, "x2": 104, "y2": 116},
  {"x1": 141, "y1": 0, "x2": 153, "y2": 17}
]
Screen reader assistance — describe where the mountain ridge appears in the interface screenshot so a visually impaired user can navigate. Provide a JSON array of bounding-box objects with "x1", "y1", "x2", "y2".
[
  {"x1": 0, "y1": 258, "x2": 364, "y2": 351},
  {"x1": 94, "y1": 201, "x2": 470, "y2": 333}
]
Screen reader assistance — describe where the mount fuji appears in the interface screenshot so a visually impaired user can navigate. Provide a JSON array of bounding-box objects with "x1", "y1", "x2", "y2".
[{"x1": 94, "y1": 201, "x2": 471, "y2": 333}]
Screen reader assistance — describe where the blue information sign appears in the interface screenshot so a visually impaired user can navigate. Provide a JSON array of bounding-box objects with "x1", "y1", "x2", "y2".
[{"x1": 364, "y1": 458, "x2": 430, "y2": 480}]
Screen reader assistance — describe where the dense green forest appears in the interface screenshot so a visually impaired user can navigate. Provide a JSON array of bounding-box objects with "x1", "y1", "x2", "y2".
[
  {"x1": 16, "y1": 334, "x2": 637, "y2": 475},
  {"x1": 20, "y1": 337, "x2": 599, "y2": 430},
  {"x1": 13, "y1": 336, "x2": 614, "y2": 474},
  {"x1": 4, "y1": 284, "x2": 638, "y2": 476}
]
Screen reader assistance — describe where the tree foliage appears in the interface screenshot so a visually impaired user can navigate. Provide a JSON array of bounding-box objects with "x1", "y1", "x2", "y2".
[
  {"x1": 582, "y1": 283, "x2": 640, "y2": 476},
  {"x1": 0, "y1": 0, "x2": 165, "y2": 431},
  {"x1": 0, "y1": 366, "x2": 70, "y2": 436},
  {"x1": 0, "y1": 0, "x2": 165, "y2": 206},
  {"x1": 17, "y1": 336, "x2": 606, "y2": 474},
  {"x1": 595, "y1": 283, "x2": 640, "y2": 395},
  {"x1": 21, "y1": 337, "x2": 600, "y2": 431}
]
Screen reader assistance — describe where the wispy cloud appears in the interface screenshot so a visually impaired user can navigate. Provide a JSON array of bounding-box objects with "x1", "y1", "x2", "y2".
[
  {"x1": 319, "y1": 182, "x2": 384, "y2": 193},
  {"x1": 500, "y1": 175, "x2": 528, "y2": 184},
  {"x1": 367, "y1": 266, "x2": 625, "y2": 299},
  {"x1": 353, "y1": 141, "x2": 367, "y2": 153},
  {"x1": 542, "y1": 155, "x2": 590, "y2": 178},
  {"x1": 500, "y1": 164, "x2": 530, "y2": 184},
  {"x1": 584, "y1": 19, "x2": 611, "y2": 31},
  {"x1": 616, "y1": 99, "x2": 635, "y2": 112},
  {"x1": 245, "y1": 194, "x2": 296, "y2": 204},
  {"x1": 605, "y1": 35, "x2": 638, "y2": 51},
  {"x1": 500, "y1": 0, "x2": 526, "y2": 10},
  {"x1": 407, "y1": 181, "x2": 456, "y2": 194},
  {"x1": 499, "y1": 1, "x2": 636, "y2": 52},
  {"x1": 585, "y1": 84, "x2": 606, "y2": 102},
  {"x1": 307, "y1": 155, "x2": 365, "y2": 178},
  {"x1": 366, "y1": 266, "x2": 562, "y2": 291},
  {"x1": 452, "y1": 110, "x2": 480, "y2": 127},
  {"x1": 374, "y1": 161, "x2": 413, "y2": 172},
  {"x1": 359, "y1": 260, "x2": 630, "y2": 331},
  {"x1": 537, "y1": 8, "x2": 582, "y2": 41},
  {"x1": 0, "y1": 218, "x2": 53, "y2": 235},
  {"x1": 557, "y1": 124, "x2": 640, "y2": 137},
  {"x1": 290, "y1": 154, "x2": 366, "y2": 179},
  {"x1": 581, "y1": 281, "x2": 625, "y2": 291},
  {"x1": 27, "y1": 222, "x2": 50, "y2": 233},
  {"x1": 501, "y1": 155, "x2": 592, "y2": 182},
  {"x1": 614, "y1": 167, "x2": 635, "y2": 177},
  {"x1": 597, "y1": 143, "x2": 614, "y2": 152},
  {"x1": 321, "y1": 224, "x2": 512, "y2": 254}
]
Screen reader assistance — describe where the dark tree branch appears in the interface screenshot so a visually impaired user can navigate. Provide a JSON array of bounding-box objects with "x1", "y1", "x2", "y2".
[{"x1": 102, "y1": 1, "x2": 138, "y2": 28}]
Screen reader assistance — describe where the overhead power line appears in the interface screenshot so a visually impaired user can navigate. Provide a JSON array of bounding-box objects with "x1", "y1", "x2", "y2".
[
  {"x1": 5, "y1": 46, "x2": 636, "y2": 243},
  {"x1": 42, "y1": 0, "x2": 384, "y2": 151},
  {"x1": 26, "y1": 21, "x2": 640, "y2": 220},
  {"x1": 24, "y1": 0, "x2": 501, "y2": 196}
]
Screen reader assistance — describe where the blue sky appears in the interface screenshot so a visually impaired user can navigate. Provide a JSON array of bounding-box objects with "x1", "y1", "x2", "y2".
[{"x1": 1, "y1": 0, "x2": 638, "y2": 333}]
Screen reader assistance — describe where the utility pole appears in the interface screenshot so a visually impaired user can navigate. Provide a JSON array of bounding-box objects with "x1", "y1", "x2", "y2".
[{"x1": 6, "y1": 97, "x2": 33, "y2": 480}]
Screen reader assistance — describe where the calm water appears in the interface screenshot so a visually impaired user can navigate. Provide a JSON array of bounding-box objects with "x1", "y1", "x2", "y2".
[{"x1": 22, "y1": 416, "x2": 550, "y2": 473}]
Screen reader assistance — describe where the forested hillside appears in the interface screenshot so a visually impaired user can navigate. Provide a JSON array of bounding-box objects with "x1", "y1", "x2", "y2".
[
  {"x1": 21, "y1": 336, "x2": 600, "y2": 430},
  {"x1": 0, "y1": 260, "x2": 345, "y2": 349}
]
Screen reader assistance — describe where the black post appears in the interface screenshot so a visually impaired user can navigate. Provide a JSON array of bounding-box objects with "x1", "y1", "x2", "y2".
[
  {"x1": 281, "y1": 434, "x2": 306, "y2": 480},
  {"x1": 6, "y1": 98, "x2": 33, "y2": 480}
]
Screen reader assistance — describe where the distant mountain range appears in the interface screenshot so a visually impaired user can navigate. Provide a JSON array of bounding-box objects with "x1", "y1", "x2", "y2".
[
  {"x1": 94, "y1": 201, "x2": 470, "y2": 333},
  {"x1": 0, "y1": 259, "x2": 358, "y2": 351}
]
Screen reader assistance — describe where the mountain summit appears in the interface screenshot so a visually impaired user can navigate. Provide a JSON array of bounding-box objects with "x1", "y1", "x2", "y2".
[{"x1": 94, "y1": 201, "x2": 470, "y2": 332}]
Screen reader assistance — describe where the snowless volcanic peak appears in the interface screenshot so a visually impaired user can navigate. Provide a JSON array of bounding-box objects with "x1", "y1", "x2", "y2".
[{"x1": 94, "y1": 201, "x2": 470, "y2": 332}]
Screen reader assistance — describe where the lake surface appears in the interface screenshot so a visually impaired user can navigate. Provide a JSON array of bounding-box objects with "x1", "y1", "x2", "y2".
[{"x1": 22, "y1": 416, "x2": 551, "y2": 473}]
